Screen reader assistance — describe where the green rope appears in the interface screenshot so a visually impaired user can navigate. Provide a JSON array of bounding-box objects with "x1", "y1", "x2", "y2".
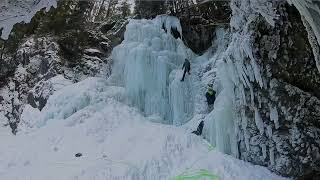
[
  {"x1": 172, "y1": 169, "x2": 218, "y2": 180},
  {"x1": 203, "y1": 140, "x2": 215, "y2": 151},
  {"x1": 171, "y1": 140, "x2": 218, "y2": 180}
]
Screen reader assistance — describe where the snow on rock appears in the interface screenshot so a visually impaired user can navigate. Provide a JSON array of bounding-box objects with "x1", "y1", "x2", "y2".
[
  {"x1": 0, "y1": 36, "x2": 66, "y2": 133},
  {"x1": 287, "y1": 0, "x2": 320, "y2": 46},
  {"x1": 18, "y1": 105, "x2": 41, "y2": 132},
  {"x1": 27, "y1": 75, "x2": 73, "y2": 111},
  {"x1": 84, "y1": 48, "x2": 103, "y2": 58},
  {"x1": 0, "y1": 0, "x2": 57, "y2": 40},
  {"x1": 287, "y1": 0, "x2": 320, "y2": 73},
  {"x1": 210, "y1": 0, "x2": 279, "y2": 158},
  {"x1": 228, "y1": 0, "x2": 320, "y2": 177},
  {"x1": 0, "y1": 76, "x2": 288, "y2": 180}
]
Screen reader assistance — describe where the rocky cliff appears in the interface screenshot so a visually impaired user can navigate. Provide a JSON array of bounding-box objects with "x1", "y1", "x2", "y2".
[
  {"x1": 0, "y1": 0, "x2": 128, "y2": 133},
  {"x1": 226, "y1": 0, "x2": 320, "y2": 179}
]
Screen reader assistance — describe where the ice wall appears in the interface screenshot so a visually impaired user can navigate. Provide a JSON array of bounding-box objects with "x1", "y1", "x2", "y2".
[
  {"x1": 202, "y1": 0, "x2": 278, "y2": 157},
  {"x1": 111, "y1": 15, "x2": 195, "y2": 125},
  {"x1": 204, "y1": 60, "x2": 238, "y2": 156}
]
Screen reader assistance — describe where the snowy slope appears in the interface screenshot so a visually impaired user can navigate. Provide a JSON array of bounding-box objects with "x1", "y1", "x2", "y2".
[{"x1": 0, "y1": 77, "x2": 288, "y2": 180}]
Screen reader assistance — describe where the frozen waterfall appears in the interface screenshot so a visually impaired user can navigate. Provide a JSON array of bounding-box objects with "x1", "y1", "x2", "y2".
[
  {"x1": 110, "y1": 15, "x2": 238, "y2": 156},
  {"x1": 109, "y1": 15, "x2": 239, "y2": 157},
  {"x1": 110, "y1": 15, "x2": 195, "y2": 125}
]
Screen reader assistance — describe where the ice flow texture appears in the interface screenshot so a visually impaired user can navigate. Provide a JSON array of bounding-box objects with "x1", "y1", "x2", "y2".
[
  {"x1": 111, "y1": 15, "x2": 195, "y2": 125},
  {"x1": 111, "y1": 15, "x2": 237, "y2": 157}
]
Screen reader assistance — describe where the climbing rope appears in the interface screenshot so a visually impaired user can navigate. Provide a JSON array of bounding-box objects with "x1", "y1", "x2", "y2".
[
  {"x1": 173, "y1": 169, "x2": 218, "y2": 180},
  {"x1": 171, "y1": 140, "x2": 218, "y2": 180}
]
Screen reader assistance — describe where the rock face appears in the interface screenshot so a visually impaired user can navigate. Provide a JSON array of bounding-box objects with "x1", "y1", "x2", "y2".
[
  {"x1": 134, "y1": 0, "x2": 231, "y2": 54},
  {"x1": 0, "y1": 36, "x2": 63, "y2": 133},
  {"x1": 178, "y1": 1, "x2": 230, "y2": 54},
  {"x1": 234, "y1": 1, "x2": 320, "y2": 178},
  {"x1": 0, "y1": 1, "x2": 128, "y2": 133}
]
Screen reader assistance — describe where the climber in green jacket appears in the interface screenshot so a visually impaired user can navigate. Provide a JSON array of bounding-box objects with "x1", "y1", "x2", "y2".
[{"x1": 206, "y1": 84, "x2": 216, "y2": 110}]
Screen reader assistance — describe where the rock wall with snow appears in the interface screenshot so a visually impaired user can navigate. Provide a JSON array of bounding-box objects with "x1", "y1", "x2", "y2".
[
  {"x1": 0, "y1": 0, "x2": 128, "y2": 133},
  {"x1": 225, "y1": 0, "x2": 320, "y2": 178}
]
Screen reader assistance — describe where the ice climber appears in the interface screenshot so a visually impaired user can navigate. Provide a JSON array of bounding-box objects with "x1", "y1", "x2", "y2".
[
  {"x1": 181, "y1": 59, "x2": 191, "y2": 81},
  {"x1": 192, "y1": 121, "x2": 204, "y2": 136},
  {"x1": 206, "y1": 84, "x2": 216, "y2": 110}
]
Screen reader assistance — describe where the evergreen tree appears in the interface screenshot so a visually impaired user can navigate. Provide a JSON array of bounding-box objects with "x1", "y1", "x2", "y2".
[
  {"x1": 118, "y1": 0, "x2": 131, "y2": 18},
  {"x1": 134, "y1": 0, "x2": 166, "y2": 18},
  {"x1": 96, "y1": 0, "x2": 117, "y2": 21}
]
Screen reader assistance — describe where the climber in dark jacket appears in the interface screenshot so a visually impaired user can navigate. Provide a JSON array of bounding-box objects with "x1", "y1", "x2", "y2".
[
  {"x1": 192, "y1": 121, "x2": 204, "y2": 136},
  {"x1": 181, "y1": 59, "x2": 191, "y2": 82},
  {"x1": 206, "y1": 84, "x2": 216, "y2": 111}
]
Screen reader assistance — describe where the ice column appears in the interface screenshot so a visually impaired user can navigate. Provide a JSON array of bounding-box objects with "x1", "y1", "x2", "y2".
[{"x1": 111, "y1": 16, "x2": 195, "y2": 125}]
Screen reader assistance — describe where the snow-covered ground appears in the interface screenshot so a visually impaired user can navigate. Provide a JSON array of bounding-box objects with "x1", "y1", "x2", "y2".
[{"x1": 0, "y1": 77, "x2": 287, "y2": 180}]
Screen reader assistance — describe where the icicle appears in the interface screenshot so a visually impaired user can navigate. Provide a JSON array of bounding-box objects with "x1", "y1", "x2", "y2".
[
  {"x1": 154, "y1": 15, "x2": 182, "y2": 38},
  {"x1": 241, "y1": 109, "x2": 250, "y2": 151},
  {"x1": 269, "y1": 147, "x2": 275, "y2": 166},
  {"x1": 267, "y1": 125, "x2": 273, "y2": 138},
  {"x1": 261, "y1": 144, "x2": 267, "y2": 160},
  {"x1": 269, "y1": 105, "x2": 279, "y2": 129},
  {"x1": 254, "y1": 107, "x2": 264, "y2": 135}
]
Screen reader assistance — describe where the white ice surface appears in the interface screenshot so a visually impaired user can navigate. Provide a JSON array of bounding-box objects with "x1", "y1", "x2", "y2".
[{"x1": 110, "y1": 16, "x2": 195, "y2": 125}]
